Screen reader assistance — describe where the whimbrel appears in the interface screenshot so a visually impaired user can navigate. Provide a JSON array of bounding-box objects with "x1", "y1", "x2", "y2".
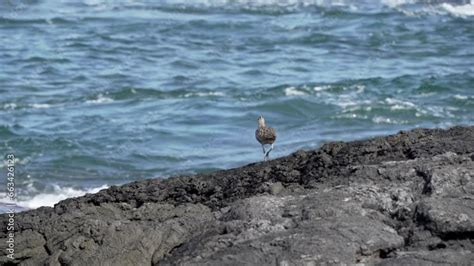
[{"x1": 255, "y1": 115, "x2": 277, "y2": 161}]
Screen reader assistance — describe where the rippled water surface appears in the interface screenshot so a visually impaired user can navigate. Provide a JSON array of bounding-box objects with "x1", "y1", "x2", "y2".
[{"x1": 0, "y1": 0, "x2": 473, "y2": 209}]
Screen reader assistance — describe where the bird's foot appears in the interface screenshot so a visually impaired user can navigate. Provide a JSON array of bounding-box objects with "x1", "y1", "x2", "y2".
[{"x1": 264, "y1": 147, "x2": 273, "y2": 160}]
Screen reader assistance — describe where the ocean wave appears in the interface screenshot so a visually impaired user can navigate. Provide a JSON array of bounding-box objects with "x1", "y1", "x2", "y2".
[
  {"x1": 382, "y1": 0, "x2": 417, "y2": 8},
  {"x1": 2, "y1": 0, "x2": 472, "y2": 19},
  {"x1": 156, "y1": 0, "x2": 435, "y2": 8},
  {"x1": 313, "y1": 85, "x2": 331, "y2": 92},
  {"x1": 1, "y1": 102, "x2": 58, "y2": 111},
  {"x1": 0, "y1": 17, "x2": 74, "y2": 25},
  {"x1": 385, "y1": 97, "x2": 417, "y2": 110},
  {"x1": 441, "y1": 2, "x2": 474, "y2": 17},
  {"x1": 385, "y1": 0, "x2": 474, "y2": 17},
  {"x1": 284, "y1": 86, "x2": 306, "y2": 96},
  {"x1": 372, "y1": 116, "x2": 409, "y2": 124},
  {"x1": 453, "y1": 94, "x2": 473, "y2": 101},
  {"x1": 319, "y1": 84, "x2": 367, "y2": 108},
  {"x1": 103, "y1": 87, "x2": 226, "y2": 101},
  {"x1": 183, "y1": 91, "x2": 225, "y2": 97},
  {"x1": 3, "y1": 103, "x2": 17, "y2": 110},
  {"x1": 1, "y1": 156, "x2": 31, "y2": 168},
  {"x1": 0, "y1": 184, "x2": 109, "y2": 210},
  {"x1": 30, "y1": 103, "x2": 52, "y2": 109},
  {"x1": 86, "y1": 94, "x2": 114, "y2": 104},
  {"x1": 281, "y1": 83, "x2": 367, "y2": 107},
  {"x1": 152, "y1": 0, "x2": 474, "y2": 15}
]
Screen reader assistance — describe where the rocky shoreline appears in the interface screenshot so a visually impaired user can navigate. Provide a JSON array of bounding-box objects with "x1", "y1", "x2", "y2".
[{"x1": 1, "y1": 126, "x2": 473, "y2": 265}]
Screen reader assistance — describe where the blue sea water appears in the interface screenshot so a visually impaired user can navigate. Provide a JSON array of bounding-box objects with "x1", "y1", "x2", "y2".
[{"x1": 0, "y1": 0, "x2": 473, "y2": 210}]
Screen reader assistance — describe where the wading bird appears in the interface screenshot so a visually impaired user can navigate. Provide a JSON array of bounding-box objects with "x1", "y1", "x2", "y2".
[{"x1": 255, "y1": 115, "x2": 277, "y2": 161}]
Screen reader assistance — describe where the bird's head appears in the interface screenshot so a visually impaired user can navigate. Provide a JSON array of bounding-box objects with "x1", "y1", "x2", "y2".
[{"x1": 257, "y1": 115, "x2": 265, "y2": 127}]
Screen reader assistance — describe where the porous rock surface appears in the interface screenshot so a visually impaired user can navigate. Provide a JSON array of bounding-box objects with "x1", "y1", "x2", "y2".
[{"x1": 1, "y1": 126, "x2": 473, "y2": 265}]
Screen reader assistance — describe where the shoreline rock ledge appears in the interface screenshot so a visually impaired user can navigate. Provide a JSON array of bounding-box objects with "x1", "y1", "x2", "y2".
[{"x1": 1, "y1": 126, "x2": 474, "y2": 265}]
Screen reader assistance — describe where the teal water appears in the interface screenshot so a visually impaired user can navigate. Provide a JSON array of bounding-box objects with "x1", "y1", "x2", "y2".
[{"x1": 0, "y1": 0, "x2": 473, "y2": 209}]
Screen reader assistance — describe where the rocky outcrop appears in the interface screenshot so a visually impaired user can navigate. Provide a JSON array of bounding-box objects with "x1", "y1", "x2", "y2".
[{"x1": 1, "y1": 126, "x2": 473, "y2": 265}]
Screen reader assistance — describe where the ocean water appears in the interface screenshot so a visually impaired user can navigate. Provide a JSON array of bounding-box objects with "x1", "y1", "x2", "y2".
[{"x1": 0, "y1": 0, "x2": 473, "y2": 211}]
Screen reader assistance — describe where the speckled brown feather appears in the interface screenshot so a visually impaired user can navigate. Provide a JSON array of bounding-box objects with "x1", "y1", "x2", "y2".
[{"x1": 256, "y1": 126, "x2": 276, "y2": 145}]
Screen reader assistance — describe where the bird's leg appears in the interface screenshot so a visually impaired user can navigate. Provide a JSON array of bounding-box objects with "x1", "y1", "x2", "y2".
[
  {"x1": 262, "y1": 145, "x2": 267, "y2": 161},
  {"x1": 265, "y1": 143, "x2": 274, "y2": 160}
]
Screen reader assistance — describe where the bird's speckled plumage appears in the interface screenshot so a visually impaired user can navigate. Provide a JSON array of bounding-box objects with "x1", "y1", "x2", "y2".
[
  {"x1": 256, "y1": 127, "x2": 276, "y2": 145},
  {"x1": 256, "y1": 115, "x2": 276, "y2": 161}
]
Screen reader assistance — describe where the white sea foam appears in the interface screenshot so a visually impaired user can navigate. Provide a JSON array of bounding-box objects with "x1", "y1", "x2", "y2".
[
  {"x1": 1, "y1": 157, "x2": 31, "y2": 168},
  {"x1": 86, "y1": 94, "x2": 114, "y2": 104},
  {"x1": 441, "y1": 2, "x2": 474, "y2": 17},
  {"x1": 372, "y1": 116, "x2": 407, "y2": 124},
  {"x1": 75, "y1": 0, "x2": 474, "y2": 16},
  {"x1": 284, "y1": 86, "x2": 306, "y2": 96},
  {"x1": 3, "y1": 103, "x2": 17, "y2": 110},
  {"x1": 426, "y1": 105, "x2": 453, "y2": 118},
  {"x1": 30, "y1": 103, "x2": 51, "y2": 109},
  {"x1": 84, "y1": 0, "x2": 104, "y2": 6},
  {"x1": 0, "y1": 184, "x2": 109, "y2": 209},
  {"x1": 314, "y1": 84, "x2": 369, "y2": 109},
  {"x1": 373, "y1": 116, "x2": 392, "y2": 124},
  {"x1": 385, "y1": 97, "x2": 416, "y2": 110},
  {"x1": 453, "y1": 94, "x2": 469, "y2": 100},
  {"x1": 184, "y1": 91, "x2": 225, "y2": 97},
  {"x1": 313, "y1": 85, "x2": 331, "y2": 92},
  {"x1": 154, "y1": 0, "x2": 393, "y2": 11},
  {"x1": 3, "y1": 103, "x2": 54, "y2": 110},
  {"x1": 382, "y1": 0, "x2": 417, "y2": 8},
  {"x1": 161, "y1": 0, "x2": 340, "y2": 7},
  {"x1": 336, "y1": 113, "x2": 369, "y2": 119},
  {"x1": 382, "y1": 0, "x2": 474, "y2": 17}
]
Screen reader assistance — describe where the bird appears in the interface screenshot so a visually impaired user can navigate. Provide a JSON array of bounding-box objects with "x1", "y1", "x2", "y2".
[{"x1": 255, "y1": 115, "x2": 277, "y2": 161}]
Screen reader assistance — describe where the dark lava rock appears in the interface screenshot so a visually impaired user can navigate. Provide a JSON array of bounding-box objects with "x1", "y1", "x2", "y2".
[{"x1": 1, "y1": 126, "x2": 473, "y2": 265}]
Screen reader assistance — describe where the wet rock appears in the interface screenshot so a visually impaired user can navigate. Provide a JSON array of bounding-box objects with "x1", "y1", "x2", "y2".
[
  {"x1": 377, "y1": 250, "x2": 474, "y2": 266},
  {"x1": 0, "y1": 125, "x2": 473, "y2": 265},
  {"x1": 270, "y1": 182, "x2": 284, "y2": 195}
]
